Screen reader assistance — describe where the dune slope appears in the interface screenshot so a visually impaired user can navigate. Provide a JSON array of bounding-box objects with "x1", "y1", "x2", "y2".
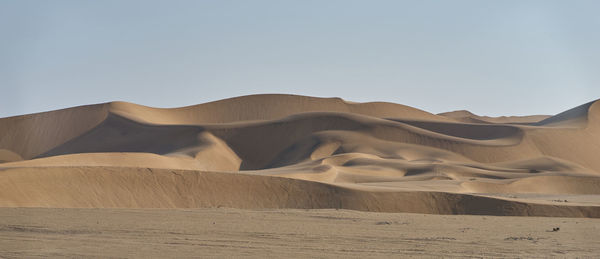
[{"x1": 1, "y1": 94, "x2": 599, "y2": 217}]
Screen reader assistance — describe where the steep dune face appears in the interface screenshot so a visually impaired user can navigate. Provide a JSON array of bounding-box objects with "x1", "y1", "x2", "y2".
[
  {"x1": 588, "y1": 100, "x2": 600, "y2": 126},
  {"x1": 522, "y1": 100, "x2": 600, "y2": 172},
  {"x1": 534, "y1": 100, "x2": 597, "y2": 128},
  {"x1": 39, "y1": 113, "x2": 205, "y2": 158},
  {"x1": 38, "y1": 111, "x2": 529, "y2": 170},
  {"x1": 0, "y1": 104, "x2": 109, "y2": 159},
  {"x1": 1, "y1": 94, "x2": 600, "y2": 217}
]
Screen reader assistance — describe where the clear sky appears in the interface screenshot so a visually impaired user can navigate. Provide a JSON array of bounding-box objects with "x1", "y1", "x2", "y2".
[{"x1": 1, "y1": 0, "x2": 599, "y2": 118}]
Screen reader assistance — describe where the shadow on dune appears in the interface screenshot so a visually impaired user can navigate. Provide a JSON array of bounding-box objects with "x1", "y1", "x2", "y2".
[{"x1": 1, "y1": 94, "x2": 600, "y2": 217}]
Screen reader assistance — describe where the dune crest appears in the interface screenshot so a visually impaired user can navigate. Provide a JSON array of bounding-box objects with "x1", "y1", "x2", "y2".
[
  {"x1": 439, "y1": 110, "x2": 550, "y2": 124},
  {"x1": 534, "y1": 99, "x2": 600, "y2": 128},
  {"x1": 1, "y1": 94, "x2": 599, "y2": 217},
  {"x1": 108, "y1": 94, "x2": 452, "y2": 125}
]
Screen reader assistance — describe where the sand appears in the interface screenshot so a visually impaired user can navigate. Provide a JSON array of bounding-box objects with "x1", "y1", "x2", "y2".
[
  {"x1": 1, "y1": 94, "x2": 599, "y2": 216},
  {"x1": 1, "y1": 207, "x2": 599, "y2": 258},
  {"x1": 2, "y1": 94, "x2": 600, "y2": 257}
]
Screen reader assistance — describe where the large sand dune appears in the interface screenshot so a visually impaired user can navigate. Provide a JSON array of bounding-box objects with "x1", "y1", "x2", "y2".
[{"x1": 1, "y1": 94, "x2": 600, "y2": 217}]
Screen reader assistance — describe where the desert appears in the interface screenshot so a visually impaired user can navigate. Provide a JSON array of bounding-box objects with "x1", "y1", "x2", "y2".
[
  {"x1": 2, "y1": 94, "x2": 600, "y2": 213},
  {"x1": 4, "y1": 0, "x2": 600, "y2": 257},
  {"x1": 1, "y1": 94, "x2": 600, "y2": 257},
  {"x1": 0, "y1": 94, "x2": 600, "y2": 257}
]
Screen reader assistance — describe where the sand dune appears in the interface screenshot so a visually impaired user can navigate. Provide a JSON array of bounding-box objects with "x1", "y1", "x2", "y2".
[
  {"x1": 108, "y1": 94, "x2": 453, "y2": 125},
  {"x1": 439, "y1": 110, "x2": 550, "y2": 124},
  {"x1": 534, "y1": 100, "x2": 597, "y2": 127},
  {"x1": 1, "y1": 94, "x2": 599, "y2": 217},
  {"x1": 1, "y1": 166, "x2": 598, "y2": 217}
]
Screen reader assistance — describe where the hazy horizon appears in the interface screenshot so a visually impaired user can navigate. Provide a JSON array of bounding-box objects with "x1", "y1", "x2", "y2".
[{"x1": 2, "y1": 0, "x2": 599, "y2": 118}]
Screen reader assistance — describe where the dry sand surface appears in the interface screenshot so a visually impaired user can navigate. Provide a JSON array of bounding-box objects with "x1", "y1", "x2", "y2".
[
  {"x1": 1, "y1": 94, "x2": 600, "y2": 215},
  {"x1": 1, "y1": 94, "x2": 600, "y2": 256},
  {"x1": 1, "y1": 207, "x2": 599, "y2": 258}
]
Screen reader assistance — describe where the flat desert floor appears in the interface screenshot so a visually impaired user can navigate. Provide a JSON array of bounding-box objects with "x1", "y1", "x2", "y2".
[{"x1": 1, "y1": 208, "x2": 599, "y2": 258}]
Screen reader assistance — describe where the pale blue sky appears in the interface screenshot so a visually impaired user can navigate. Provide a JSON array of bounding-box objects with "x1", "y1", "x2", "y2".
[{"x1": 1, "y1": 0, "x2": 599, "y2": 118}]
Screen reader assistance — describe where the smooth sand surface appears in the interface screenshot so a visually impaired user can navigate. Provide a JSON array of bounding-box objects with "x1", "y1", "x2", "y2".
[
  {"x1": 1, "y1": 207, "x2": 599, "y2": 258},
  {"x1": 1, "y1": 94, "x2": 600, "y2": 217}
]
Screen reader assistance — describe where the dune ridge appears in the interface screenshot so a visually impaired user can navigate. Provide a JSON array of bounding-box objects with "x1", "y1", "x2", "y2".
[
  {"x1": 1, "y1": 166, "x2": 598, "y2": 217},
  {"x1": 438, "y1": 110, "x2": 551, "y2": 124},
  {"x1": 1, "y1": 94, "x2": 599, "y2": 217}
]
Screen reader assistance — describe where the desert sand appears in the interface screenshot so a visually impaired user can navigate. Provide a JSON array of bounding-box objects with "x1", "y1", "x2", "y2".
[
  {"x1": 1, "y1": 207, "x2": 599, "y2": 258},
  {"x1": 1, "y1": 94, "x2": 600, "y2": 256},
  {"x1": 1, "y1": 94, "x2": 600, "y2": 215}
]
